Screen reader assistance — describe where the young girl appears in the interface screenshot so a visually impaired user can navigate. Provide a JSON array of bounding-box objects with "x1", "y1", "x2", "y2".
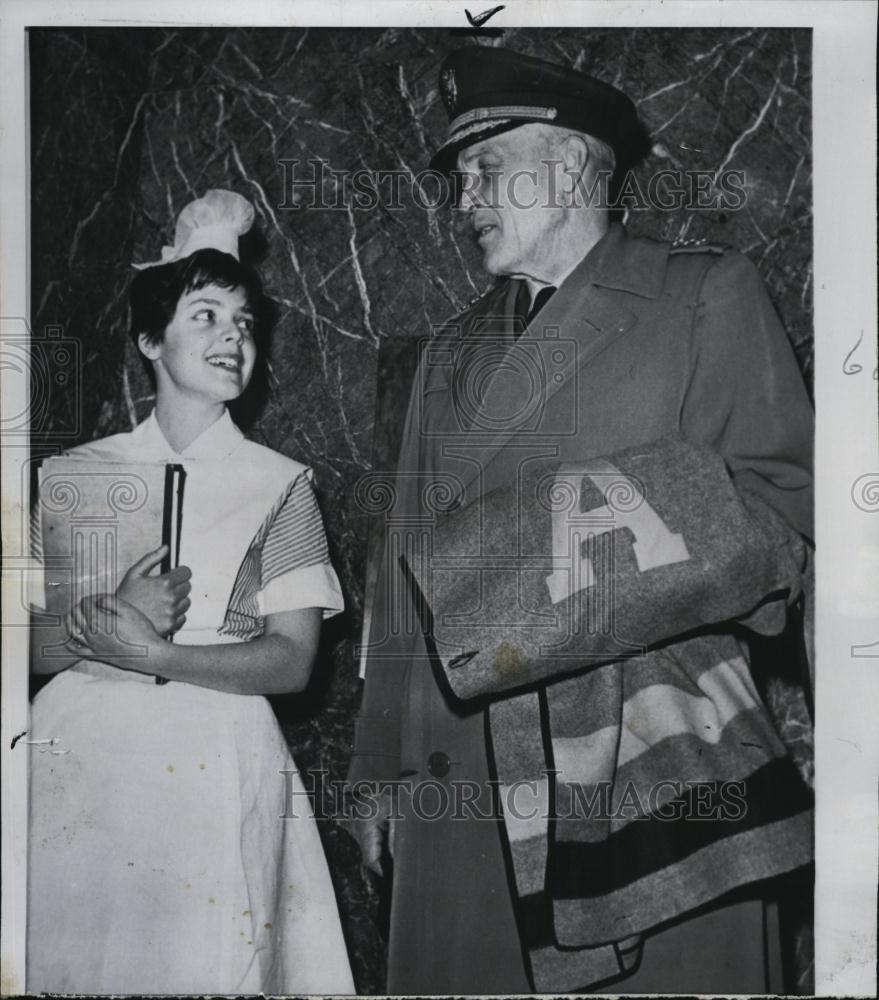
[{"x1": 27, "y1": 190, "x2": 355, "y2": 995}]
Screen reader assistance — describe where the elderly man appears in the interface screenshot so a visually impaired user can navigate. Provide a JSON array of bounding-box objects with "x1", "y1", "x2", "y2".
[{"x1": 349, "y1": 47, "x2": 813, "y2": 994}]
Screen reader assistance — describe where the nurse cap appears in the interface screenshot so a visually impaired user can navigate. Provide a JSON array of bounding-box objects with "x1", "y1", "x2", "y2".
[{"x1": 133, "y1": 189, "x2": 255, "y2": 270}]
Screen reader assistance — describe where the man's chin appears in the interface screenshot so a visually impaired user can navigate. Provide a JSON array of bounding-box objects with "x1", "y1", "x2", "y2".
[{"x1": 479, "y1": 252, "x2": 506, "y2": 277}]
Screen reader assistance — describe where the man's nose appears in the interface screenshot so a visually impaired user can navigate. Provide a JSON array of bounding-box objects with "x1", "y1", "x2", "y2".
[
  {"x1": 459, "y1": 186, "x2": 478, "y2": 212},
  {"x1": 456, "y1": 173, "x2": 484, "y2": 212}
]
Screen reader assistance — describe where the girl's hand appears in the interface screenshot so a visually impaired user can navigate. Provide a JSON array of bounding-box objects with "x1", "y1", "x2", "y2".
[
  {"x1": 66, "y1": 594, "x2": 168, "y2": 675},
  {"x1": 117, "y1": 545, "x2": 192, "y2": 637}
]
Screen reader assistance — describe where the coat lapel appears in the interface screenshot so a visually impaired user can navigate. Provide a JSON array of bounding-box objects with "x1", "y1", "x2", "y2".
[{"x1": 456, "y1": 224, "x2": 665, "y2": 498}]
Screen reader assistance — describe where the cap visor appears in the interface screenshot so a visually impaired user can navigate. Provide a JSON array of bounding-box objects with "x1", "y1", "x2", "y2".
[{"x1": 428, "y1": 120, "x2": 537, "y2": 175}]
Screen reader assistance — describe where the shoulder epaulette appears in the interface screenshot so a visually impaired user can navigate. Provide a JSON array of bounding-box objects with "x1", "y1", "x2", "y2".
[{"x1": 669, "y1": 236, "x2": 727, "y2": 255}]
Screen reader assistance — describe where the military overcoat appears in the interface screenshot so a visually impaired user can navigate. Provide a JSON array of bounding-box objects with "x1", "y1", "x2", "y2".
[{"x1": 350, "y1": 222, "x2": 813, "y2": 992}]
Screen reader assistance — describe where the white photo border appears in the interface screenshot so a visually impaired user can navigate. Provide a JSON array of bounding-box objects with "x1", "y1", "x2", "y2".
[{"x1": 1, "y1": 2, "x2": 876, "y2": 996}]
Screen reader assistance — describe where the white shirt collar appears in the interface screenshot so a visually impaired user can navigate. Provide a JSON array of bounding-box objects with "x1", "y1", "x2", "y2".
[{"x1": 134, "y1": 409, "x2": 245, "y2": 461}]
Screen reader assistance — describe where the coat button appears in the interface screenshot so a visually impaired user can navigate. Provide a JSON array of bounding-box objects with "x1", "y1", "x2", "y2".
[{"x1": 427, "y1": 751, "x2": 452, "y2": 778}]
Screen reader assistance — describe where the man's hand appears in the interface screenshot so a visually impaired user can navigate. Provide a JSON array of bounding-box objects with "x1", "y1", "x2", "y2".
[
  {"x1": 117, "y1": 545, "x2": 192, "y2": 637},
  {"x1": 342, "y1": 786, "x2": 396, "y2": 877},
  {"x1": 65, "y1": 593, "x2": 167, "y2": 674}
]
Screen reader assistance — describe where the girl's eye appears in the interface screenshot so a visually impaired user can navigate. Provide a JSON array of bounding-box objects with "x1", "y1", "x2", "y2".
[
  {"x1": 237, "y1": 318, "x2": 254, "y2": 335},
  {"x1": 193, "y1": 309, "x2": 215, "y2": 322}
]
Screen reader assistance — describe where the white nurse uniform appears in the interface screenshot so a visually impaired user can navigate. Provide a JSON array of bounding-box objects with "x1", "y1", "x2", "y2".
[{"x1": 27, "y1": 410, "x2": 355, "y2": 995}]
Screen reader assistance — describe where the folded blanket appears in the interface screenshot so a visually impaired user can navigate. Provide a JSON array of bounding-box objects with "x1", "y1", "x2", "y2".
[
  {"x1": 404, "y1": 436, "x2": 812, "y2": 990},
  {"x1": 405, "y1": 436, "x2": 806, "y2": 700}
]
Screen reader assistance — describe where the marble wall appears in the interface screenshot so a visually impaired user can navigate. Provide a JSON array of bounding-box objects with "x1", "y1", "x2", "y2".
[{"x1": 29, "y1": 26, "x2": 813, "y2": 992}]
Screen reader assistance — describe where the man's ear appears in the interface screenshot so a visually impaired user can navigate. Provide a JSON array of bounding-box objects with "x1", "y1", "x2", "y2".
[
  {"x1": 560, "y1": 133, "x2": 591, "y2": 202},
  {"x1": 561, "y1": 133, "x2": 591, "y2": 175},
  {"x1": 137, "y1": 332, "x2": 162, "y2": 361}
]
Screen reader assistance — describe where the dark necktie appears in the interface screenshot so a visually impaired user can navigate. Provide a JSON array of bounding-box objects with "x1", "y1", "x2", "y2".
[
  {"x1": 513, "y1": 283, "x2": 557, "y2": 336},
  {"x1": 528, "y1": 285, "x2": 556, "y2": 323}
]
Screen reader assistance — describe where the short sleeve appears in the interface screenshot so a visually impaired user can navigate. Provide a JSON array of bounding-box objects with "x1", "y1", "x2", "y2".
[{"x1": 257, "y1": 473, "x2": 344, "y2": 620}]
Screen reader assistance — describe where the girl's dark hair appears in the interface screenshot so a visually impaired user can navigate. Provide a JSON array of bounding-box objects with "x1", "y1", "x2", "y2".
[{"x1": 129, "y1": 248, "x2": 264, "y2": 351}]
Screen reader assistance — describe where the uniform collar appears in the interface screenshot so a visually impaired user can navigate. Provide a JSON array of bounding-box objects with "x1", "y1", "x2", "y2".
[
  {"x1": 134, "y1": 409, "x2": 245, "y2": 461},
  {"x1": 562, "y1": 221, "x2": 667, "y2": 300}
]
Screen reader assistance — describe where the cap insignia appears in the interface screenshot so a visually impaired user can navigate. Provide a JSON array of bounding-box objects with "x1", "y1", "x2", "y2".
[{"x1": 440, "y1": 66, "x2": 457, "y2": 112}]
